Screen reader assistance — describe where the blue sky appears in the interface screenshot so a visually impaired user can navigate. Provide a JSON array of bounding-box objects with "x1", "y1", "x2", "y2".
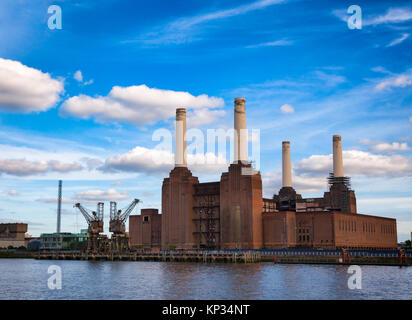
[{"x1": 0, "y1": 0, "x2": 411, "y2": 241}]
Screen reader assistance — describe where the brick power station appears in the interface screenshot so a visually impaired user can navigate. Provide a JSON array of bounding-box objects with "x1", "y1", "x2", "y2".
[{"x1": 129, "y1": 98, "x2": 397, "y2": 251}]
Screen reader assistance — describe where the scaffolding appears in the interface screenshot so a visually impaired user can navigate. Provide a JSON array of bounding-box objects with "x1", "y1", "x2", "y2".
[
  {"x1": 327, "y1": 173, "x2": 352, "y2": 213},
  {"x1": 193, "y1": 184, "x2": 220, "y2": 249}
]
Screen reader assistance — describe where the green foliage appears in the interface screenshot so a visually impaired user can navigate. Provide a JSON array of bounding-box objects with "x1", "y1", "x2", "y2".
[
  {"x1": 404, "y1": 240, "x2": 411, "y2": 247},
  {"x1": 169, "y1": 244, "x2": 176, "y2": 250}
]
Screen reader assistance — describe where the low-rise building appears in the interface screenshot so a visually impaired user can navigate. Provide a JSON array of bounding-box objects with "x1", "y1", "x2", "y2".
[
  {"x1": 129, "y1": 209, "x2": 162, "y2": 250},
  {"x1": 0, "y1": 223, "x2": 28, "y2": 248},
  {"x1": 40, "y1": 230, "x2": 88, "y2": 250}
]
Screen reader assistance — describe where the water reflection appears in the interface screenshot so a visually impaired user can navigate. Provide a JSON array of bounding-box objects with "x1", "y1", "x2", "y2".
[{"x1": 0, "y1": 259, "x2": 410, "y2": 300}]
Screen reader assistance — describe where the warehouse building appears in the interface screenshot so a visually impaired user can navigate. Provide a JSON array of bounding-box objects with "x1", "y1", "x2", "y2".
[{"x1": 0, "y1": 223, "x2": 28, "y2": 248}]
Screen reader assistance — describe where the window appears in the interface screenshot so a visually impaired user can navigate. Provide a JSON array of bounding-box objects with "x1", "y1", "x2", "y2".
[{"x1": 143, "y1": 216, "x2": 149, "y2": 222}]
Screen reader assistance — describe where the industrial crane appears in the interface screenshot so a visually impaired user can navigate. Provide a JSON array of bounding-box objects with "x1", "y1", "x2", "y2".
[
  {"x1": 109, "y1": 198, "x2": 140, "y2": 252},
  {"x1": 74, "y1": 202, "x2": 108, "y2": 253}
]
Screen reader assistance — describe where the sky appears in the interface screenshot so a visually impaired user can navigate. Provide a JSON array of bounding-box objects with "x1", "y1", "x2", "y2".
[{"x1": 0, "y1": 0, "x2": 411, "y2": 241}]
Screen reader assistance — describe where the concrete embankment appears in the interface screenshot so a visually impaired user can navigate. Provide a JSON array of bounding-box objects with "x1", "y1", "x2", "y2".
[
  {"x1": 0, "y1": 251, "x2": 35, "y2": 259},
  {"x1": 33, "y1": 251, "x2": 411, "y2": 266}
]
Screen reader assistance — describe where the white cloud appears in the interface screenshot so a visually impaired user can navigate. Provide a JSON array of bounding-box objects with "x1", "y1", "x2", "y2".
[
  {"x1": 360, "y1": 139, "x2": 411, "y2": 152},
  {"x1": 73, "y1": 70, "x2": 93, "y2": 85},
  {"x1": 375, "y1": 75, "x2": 412, "y2": 91},
  {"x1": 173, "y1": 0, "x2": 284, "y2": 28},
  {"x1": 358, "y1": 197, "x2": 412, "y2": 210},
  {"x1": 8, "y1": 190, "x2": 19, "y2": 196},
  {"x1": 280, "y1": 104, "x2": 294, "y2": 114},
  {"x1": 131, "y1": 0, "x2": 285, "y2": 45},
  {"x1": 100, "y1": 146, "x2": 228, "y2": 176},
  {"x1": 0, "y1": 142, "x2": 132, "y2": 181},
  {"x1": 73, "y1": 188, "x2": 130, "y2": 201},
  {"x1": 80, "y1": 157, "x2": 104, "y2": 170},
  {"x1": 187, "y1": 108, "x2": 226, "y2": 127},
  {"x1": 246, "y1": 39, "x2": 293, "y2": 48},
  {"x1": 0, "y1": 58, "x2": 64, "y2": 112},
  {"x1": 294, "y1": 150, "x2": 412, "y2": 177},
  {"x1": 387, "y1": 33, "x2": 409, "y2": 47},
  {"x1": 312, "y1": 71, "x2": 346, "y2": 87},
  {"x1": 263, "y1": 171, "x2": 326, "y2": 194},
  {"x1": 364, "y1": 8, "x2": 412, "y2": 26},
  {"x1": 61, "y1": 84, "x2": 224, "y2": 126},
  {"x1": 370, "y1": 142, "x2": 410, "y2": 153},
  {"x1": 101, "y1": 146, "x2": 174, "y2": 174},
  {"x1": 36, "y1": 197, "x2": 74, "y2": 204},
  {"x1": 371, "y1": 66, "x2": 391, "y2": 74},
  {"x1": 410, "y1": 116, "x2": 412, "y2": 124},
  {"x1": 0, "y1": 159, "x2": 83, "y2": 176},
  {"x1": 334, "y1": 8, "x2": 412, "y2": 26},
  {"x1": 74, "y1": 70, "x2": 83, "y2": 82},
  {"x1": 47, "y1": 160, "x2": 83, "y2": 172},
  {"x1": 0, "y1": 189, "x2": 20, "y2": 197},
  {"x1": 396, "y1": 221, "x2": 412, "y2": 240}
]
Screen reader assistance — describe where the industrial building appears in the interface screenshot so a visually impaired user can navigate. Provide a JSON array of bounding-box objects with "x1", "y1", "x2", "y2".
[
  {"x1": 129, "y1": 209, "x2": 162, "y2": 250},
  {"x1": 39, "y1": 230, "x2": 88, "y2": 250},
  {"x1": 0, "y1": 223, "x2": 27, "y2": 248},
  {"x1": 129, "y1": 98, "x2": 398, "y2": 251},
  {"x1": 0, "y1": 223, "x2": 28, "y2": 248}
]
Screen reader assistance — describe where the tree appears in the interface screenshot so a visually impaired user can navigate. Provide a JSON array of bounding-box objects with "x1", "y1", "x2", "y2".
[{"x1": 404, "y1": 240, "x2": 411, "y2": 248}]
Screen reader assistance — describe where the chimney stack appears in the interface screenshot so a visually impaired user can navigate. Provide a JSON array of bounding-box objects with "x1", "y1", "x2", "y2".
[
  {"x1": 57, "y1": 180, "x2": 62, "y2": 234},
  {"x1": 234, "y1": 98, "x2": 247, "y2": 163},
  {"x1": 282, "y1": 141, "x2": 292, "y2": 188},
  {"x1": 175, "y1": 108, "x2": 187, "y2": 167},
  {"x1": 333, "y1": 135, "x2": 344, "y2": 177}
]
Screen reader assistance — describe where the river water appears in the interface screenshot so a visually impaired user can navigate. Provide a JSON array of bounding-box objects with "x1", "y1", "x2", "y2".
[{"x1": 0, "y1": 259, "x2": 410, "y2": 299}]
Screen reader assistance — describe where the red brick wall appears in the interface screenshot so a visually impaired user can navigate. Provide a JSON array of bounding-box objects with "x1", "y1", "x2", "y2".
[
  {"x1": 333, "y1": 212, "x2": 397, "y2": 249},
  {"x1": 262, "y1": 211, "x2": 296, "y2": 248},
  {"x1": 220, "y1": 163, "x2": 263, "y2": 249},
  {"x1": 129, "y1": 210, "x2": 162, "y2": 249},
  {"x1": 161, "y1": 167, "x2": 199, "y2": 249}
]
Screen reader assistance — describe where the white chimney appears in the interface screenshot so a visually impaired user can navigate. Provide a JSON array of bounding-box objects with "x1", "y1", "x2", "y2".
[
  {"x1": 333, "y1": 135, "x2": 344, "y2": 177},
  {"x1": 175, "y1": 108, "x2": 187, "y2": 167},
  {"x1": 234, "y1": 98, "x2": 247, "y2": 163},
  {"x1": 282, "y1": 141, "x2": 292, "y2": 187}
]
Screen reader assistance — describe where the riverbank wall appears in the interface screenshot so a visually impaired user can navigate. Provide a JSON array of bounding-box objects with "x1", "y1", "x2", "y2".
[{"x1": 31, "y1": 249, "x2": 412, "y2": 266}]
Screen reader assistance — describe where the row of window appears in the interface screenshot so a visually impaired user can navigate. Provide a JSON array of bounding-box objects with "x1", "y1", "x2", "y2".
[
  {"x1": 339, "y1": 220, "x2": 395, "y2": 235},
  {"x1": 298, "y1": 236, "x2": 330, "y2": 243},
  {"x1": 339, "y1": 220, "x2": 357, "y2": 232},
  {"x1": 363, "y1": 223, "x2": 375, "y2": 233},
  {"x1": 382, "y1": 224, "x2": 395, "y2": 234}
]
